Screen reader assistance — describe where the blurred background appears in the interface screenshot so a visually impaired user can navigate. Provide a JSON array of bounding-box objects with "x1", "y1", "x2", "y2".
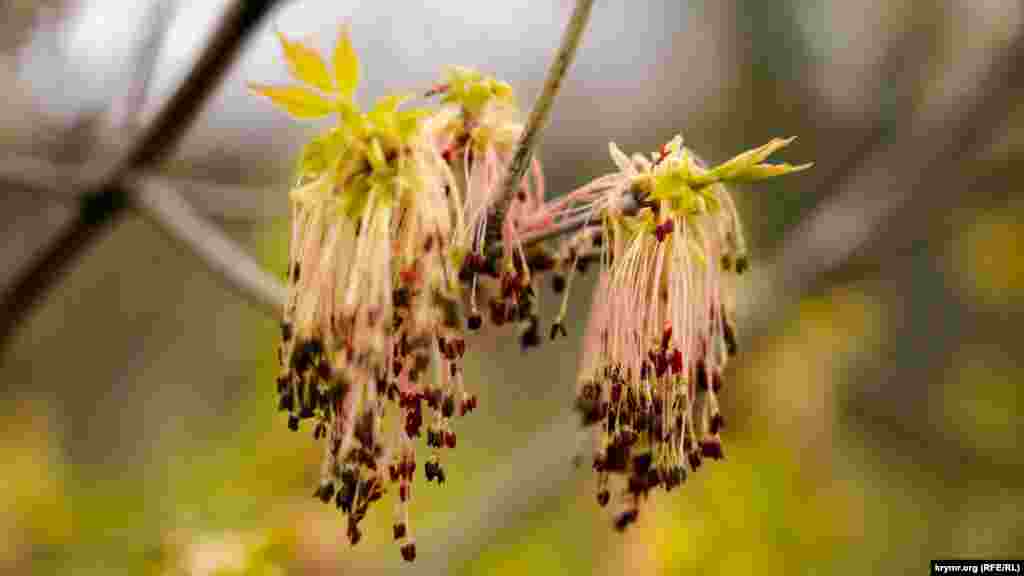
[{"x1": 1, "y1": 0, "x2": 1022, "y2": 574}]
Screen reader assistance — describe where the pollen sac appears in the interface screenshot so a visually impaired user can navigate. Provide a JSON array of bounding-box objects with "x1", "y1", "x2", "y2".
[
  {"x1": 552, "y1": 274, "x2": 567, "y2": 293},
  {"x1": 735, "y1": 253, "x2": 750, "y2": 274},
  {"x1": 614, "y1": 509, "x2": 639, "y2": 532},
  {"x1": 400, "y1": 542, "x2": 417, "y2": 562}
]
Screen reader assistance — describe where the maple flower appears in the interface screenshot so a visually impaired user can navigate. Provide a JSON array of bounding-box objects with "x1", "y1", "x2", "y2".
[
  {"x1": 422, "y1": 66, "x2": 547, "y2": 341},
  {"x1": 251, "y1": 28, "x2": 475, "y2": 562},
  {"x1": 544, "y1": 135, "x2": 810, "y2": 528}
]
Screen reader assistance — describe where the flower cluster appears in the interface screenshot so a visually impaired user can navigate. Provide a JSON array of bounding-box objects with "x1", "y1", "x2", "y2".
[
  {"x1": 252, "y1": 25, "x2": 810, "y2": 560},
  {"x1": 545, "y1": 135, "x2": 809, "y2": 529},
  {"x1": 253, "y1": 28, "x2": 485, "y2": 562}
]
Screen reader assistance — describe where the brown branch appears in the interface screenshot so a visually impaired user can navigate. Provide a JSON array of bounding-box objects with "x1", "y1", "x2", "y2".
[
  {"x1": 0, "y1": 0, "x2": 282, "y2": 353},
  {"x1": 485, "y1": 0, "x2": 595, "y2": 246}
]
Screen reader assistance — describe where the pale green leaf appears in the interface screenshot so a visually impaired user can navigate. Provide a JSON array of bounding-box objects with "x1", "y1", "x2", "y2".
[
  {"x1": 276, "y1": 32, "x2": 333, "y2": 92},
  {"x1": 333, "y1": 26, "x2": 359, "y2": 97},
  {"x1": 248, "y1": 84, "x2": 332, "y2": 119}
]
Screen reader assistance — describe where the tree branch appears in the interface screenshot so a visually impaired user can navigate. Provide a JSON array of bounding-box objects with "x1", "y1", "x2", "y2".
[
  {"x1": 486, "y1": 0, "x2": 595, "y2": 245},
  {"x1": 0, "y1": 0, "x2": 282, "y2": 352}
]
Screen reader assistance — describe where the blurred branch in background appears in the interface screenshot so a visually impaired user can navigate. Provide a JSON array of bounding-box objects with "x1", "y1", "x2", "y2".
[
  {"x1": 132, "y1": 176, "x2": 285, "y2": 318},
  {"x1": 108, "y1": 0, "x2": 177, "y2": 131},
  {"x1": 0, "y1": 0, "x2": 282, "y2": 354}
]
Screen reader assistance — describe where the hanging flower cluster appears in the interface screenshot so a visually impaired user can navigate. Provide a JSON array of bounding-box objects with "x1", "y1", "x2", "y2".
[
  {"x1": 539, "y1": 135, "x2": 810, "y2": 529},
  {"x1": 252, "y1": 28, "x2": 482, "y2": 562},
  {"x1": 251, "y1": 25, "x2": 810, "y2": 562}
]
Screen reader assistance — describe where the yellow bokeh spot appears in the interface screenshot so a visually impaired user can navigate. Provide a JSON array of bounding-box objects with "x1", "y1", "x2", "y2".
[
  {"x1": 949, "y1": 209, "x2": 1024, "y2": 307},
  {"x1": 743, "y1": 285, "x2": 884, "y2": 455},
  {"x1": 940, "y1": 344, "x2": 1022, "y2": 458}
]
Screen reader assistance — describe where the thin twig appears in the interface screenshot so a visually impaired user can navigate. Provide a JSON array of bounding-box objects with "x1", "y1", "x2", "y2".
[
  {"x1": 485, "y1": 0, "x2": 596, "y2": 245},
  {"x1": 0, "y1": 0, "x2": 282, "y2": 352},
  {"x1": 110, "y1": 0, "x2": 178, "y2": 130},
  {"x1": 0, "y1": 153, "x2": 284, "y2": 221},
  {"x1": 486, "y1": 191, "x2": 638, "y2": 260}
]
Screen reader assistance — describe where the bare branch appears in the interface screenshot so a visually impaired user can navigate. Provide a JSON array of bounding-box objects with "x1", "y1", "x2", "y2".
[
  {"x1": 486, "y1": 0, "x2": 595, "y2": 245},
  {"x1": 0, "y1": 0, "x2": 283, "y2": 352}
]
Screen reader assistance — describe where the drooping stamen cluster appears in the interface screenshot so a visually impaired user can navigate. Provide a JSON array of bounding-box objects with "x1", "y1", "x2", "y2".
[
  {"x1": 542, "y1": 135, "x2": 809, "y2": 529},
  {"x1": 255, "y1": 29, "x2": 483, "y2": 562},
  {"x1": 422, "y1": 67, "x2": 551, "y2": 348}
]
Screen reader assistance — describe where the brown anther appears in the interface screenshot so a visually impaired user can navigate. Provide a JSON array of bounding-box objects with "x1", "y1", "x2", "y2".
[
  {"x1": 400, "y1": 541, "x2": 417, "y2": 562},
  {"x1": 709, "y1": 413, "x2": 725, "y2": 435},
  {"x1": 700, "y1": 437, "x2": 724, "y2": 460},
  {"x1": 614, "y1": 509, "x2": 639, "y2": 532}
]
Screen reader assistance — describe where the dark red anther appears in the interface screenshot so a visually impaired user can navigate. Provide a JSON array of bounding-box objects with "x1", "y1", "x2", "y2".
[
  {"x1": 688, "y1": 451, "x2": 702, "y2": 471},
  {"x1": 389, "y1": 464, "x2": 400, "y2": 483},
  {"x1": 400, "y1": 542, "x2": 417, "y2": 562},
  {"x1": 655, "y1": 220, "x2": 674, "y2": 242},
  {"x1": 393, "y1": 523, "x2": 407, "y2": 540},
  {"x1": 347, "y1": 518, "x2": 362, "y2": 545},
  {"x1": 670, "y1": 350, "x2": 683, "y2": 375},
  {"x1": 700, "y1": 437, "x2": 724, "y2": 460},
  {"x1": 454, "y1": 339, "x2": 466, "y2": 358},
  {"x1": 401, "y1": 458, "x2": 416, "y2": 481},
  {"x1": 317, "y1": 359, "x2": 332, "y2": 381},
  {"x1": 712, "y1": 371, "x2": 724, "y2": 393},
  {"x1": 654, "y1": 354, "x2": 668, "y2": 378},
  {"x1": 709, "y1": 413, "x2": 725, "y2": 435},
  {"x1": 661, "y1": 325, "x2": 673, "y2": 351},
  {"x1": 614, "y1": 509, "x2": 639, "y2": 532},
  {"x1": 426, "y1": 387, "x2": 442, "y2": 410},
  {"x1": 399, "y1": 482, "x2": 410, "y2": 502},
  {"x1": 696, "y1": 360, "x2": 709, "y2": 391},
  {"x1": 610, "y1": 381, "x2": 622, "y2": 404},
  {"x1": 444, "y1": 430, "x2": 457, "y2": 449},
  {"x1": 404, "y1": 406, "x2": 422, "y2": 437}
]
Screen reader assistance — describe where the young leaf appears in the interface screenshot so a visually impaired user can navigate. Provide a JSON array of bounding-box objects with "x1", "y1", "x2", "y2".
[
  {"x1": 333, "y1": 26, "x2": 359, "y2": 97},
  {"x1": 729, "y1": 162, "x2": 813, "y2": 182},
  {"x1": 276, "y1": 32, "x2": 333, "y2": 93},
  {"x1": 249, "y1": 84, "x2": 333, "y2": 119}
]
